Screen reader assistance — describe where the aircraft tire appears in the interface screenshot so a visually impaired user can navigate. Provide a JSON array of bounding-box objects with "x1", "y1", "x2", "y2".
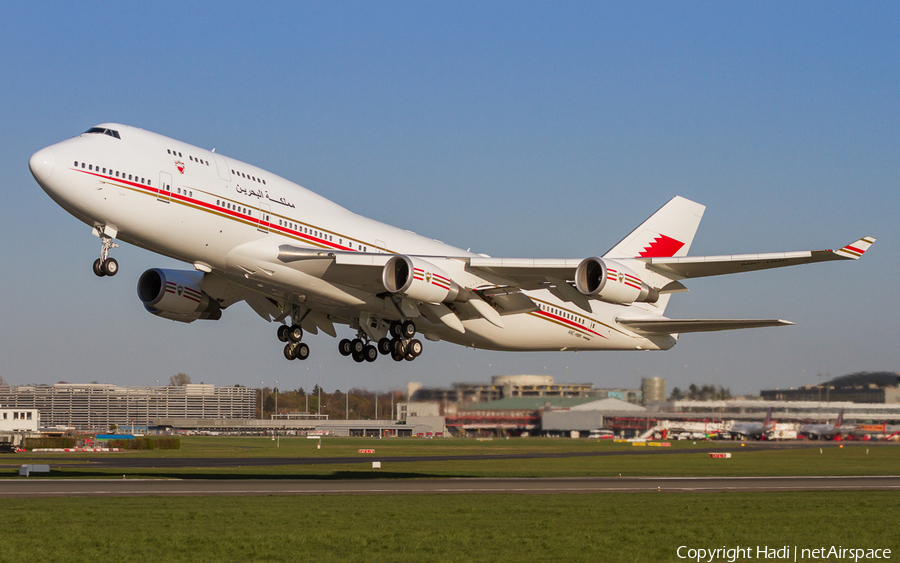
[
  {"x1": 389, "y1": 321, "x2": 402, "y2": 338},
  {"x1": 404, "y1": 353, "x2": 416, "y2": 361},
  {"x1": 391, "y1": 351, "x2": 404, "y2": 362},
  {"x1": 401, "y1": 320, "x2": 416, "y2": 338},
  {"x1": 277, "y1": 325, "x2": 290, "y2": 343},
  {"x1": 296, "y1": 343, "x2": 310, "y2": 361},
  {"x1": 338, "y1": 339, "x2": 352, "y2": 356},
  {"x1": 364, "y1": 345, "x2": 378, "y2": 362},
  {"x1": 351, "y1": 338, "x2": 365, "y2": 355},
  {"x1": 102, "y1": 257, "x2": 119, "y2": 276},
  {"x1": 352, "y1": 351, "x2": 365, "y2": 363},
  {"x1": 407, "y1": 339, "x2": 423, "y2": 357},
  {"x1": 283, "y1": 342, "x2": 297, "y2": 361},
  {"x1": 93, "y1": 259, "x2": 106, "y2": 277},
  {"x1": 288, "y1": 324, "x2": 303, "y2": 343},
  {"x1": 377, "y1": 338, "x2": 392, "y2": 355}
]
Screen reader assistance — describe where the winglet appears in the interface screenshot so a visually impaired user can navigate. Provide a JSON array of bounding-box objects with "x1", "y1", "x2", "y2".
[{"x1": 833, "y1": 237, "x2": 876, "y2": 260}]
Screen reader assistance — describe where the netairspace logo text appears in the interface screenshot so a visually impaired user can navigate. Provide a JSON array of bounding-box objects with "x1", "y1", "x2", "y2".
[{"x1": 677, "y1": 545, "x2": 891, "y2": 563}]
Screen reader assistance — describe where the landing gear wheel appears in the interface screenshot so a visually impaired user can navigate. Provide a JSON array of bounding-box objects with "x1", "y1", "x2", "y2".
[
  {"x1": 277, "y1": 325, "x2": 290, "y2": 343},
  {"x1": 338, "y1": 339, "x2": 353, "y2": 356},
  {"x1": 401, "y1": 320, "x2": 416, "y2": 338},
  {"x1": 364, "y1": 345, "x2": 378, "y2": 362},
  {"x1": 93, "y1": 258, "x2": 106, "y2": 277},
  {"x1": 352, "y1": 351, "x2": 365, "y2": 363},
  {"x1": 377, "y1": 338, "x2": 393, "y2": 355},
  {"x1": 295, "y1": 342, "x2": 310, "y2": 361},
  {"x1": 102, "y1": 257, "x2": 118, "y2": 276},
  {"x1": 407, "y1": 338, "x2": 423, "y2": 357},
  {"x1": 288, "y1": 324, "x2": 303, "y2": 343},
  {"x1": 391, "y1": 351, "x2": 404, "y2": 362},
  {"x1": 392, "y1": 338, "x2": 405, "y2": 356},
  {"x1": 389, "y1": 321, "x2": 402, "y2": 338},
  {"x1": 351, "y1": 338, "x2": 365, "y2": 355},
  {"x1": 283, "y1": 342, "x2": 298, "y2": 360},
  {"x1": 404, "y1": 353, "x2": 416, "y2": 361}
]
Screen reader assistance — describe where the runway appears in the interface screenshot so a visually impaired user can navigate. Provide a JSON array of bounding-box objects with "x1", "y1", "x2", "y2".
[{"x1": 1, "y1": 475, "x2": 898, "y2": 498}]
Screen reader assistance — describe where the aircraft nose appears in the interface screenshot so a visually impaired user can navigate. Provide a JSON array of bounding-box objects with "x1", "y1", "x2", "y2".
[{"x1": 29, "y1": 146, "x2": 56, "y2": 183}]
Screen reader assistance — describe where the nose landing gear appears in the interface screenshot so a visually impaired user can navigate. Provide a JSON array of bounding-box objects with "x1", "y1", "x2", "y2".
[{"x1": 92, "y1": 231, "x2": 119, "y2": 277}]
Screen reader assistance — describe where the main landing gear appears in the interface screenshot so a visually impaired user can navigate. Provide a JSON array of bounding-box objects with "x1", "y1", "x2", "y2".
[
  {"x1": 278, "y1": 305, "x2": 311, "y2": 361},
  {"x1": 278, "y1": 323, "x2": 310, "y2": 361},
  {"x1": 92, "y1": 234, "x2": 119, "y2": 277},
  {"x1": 338, "y1": 320, "x2": 423, "y2": 363}
]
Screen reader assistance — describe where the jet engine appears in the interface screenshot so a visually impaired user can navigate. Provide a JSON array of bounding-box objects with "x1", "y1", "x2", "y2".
[
  {"x1": 137, "y1": 268, "x2": 222, "y2": 323},
  {"x1": 574, "y1": 257, "x2": 659, "y2": 305},
  {"x1": 382, "y1": 256, "x2": 468, "y2": 303}
]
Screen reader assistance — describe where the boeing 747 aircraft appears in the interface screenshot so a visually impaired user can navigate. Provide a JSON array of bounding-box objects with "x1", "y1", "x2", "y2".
[{"x1": 29, "y1": 124, "x2": 875, "y2": 364}]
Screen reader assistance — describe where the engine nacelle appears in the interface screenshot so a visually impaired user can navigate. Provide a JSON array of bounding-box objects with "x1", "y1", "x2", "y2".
[
  {"x1": 382, "y1": 256, "x2": 467, "y2": 303},
  {"x1": 574, "y1": 257, "x2": 659, "y2": 305},
  {"x1": 137, "y1": 268, "x2": 222, "y2": 323}
]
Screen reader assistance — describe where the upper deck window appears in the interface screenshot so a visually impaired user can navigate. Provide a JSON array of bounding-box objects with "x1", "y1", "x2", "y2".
[{"x1": 85, "y1": 127, "x2": 121, "y2": 139}]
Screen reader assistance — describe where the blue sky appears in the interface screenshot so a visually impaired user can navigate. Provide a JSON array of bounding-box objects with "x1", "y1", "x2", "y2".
[{"x1": 1, "y1": 2, "x2": 897, "y2": 396}]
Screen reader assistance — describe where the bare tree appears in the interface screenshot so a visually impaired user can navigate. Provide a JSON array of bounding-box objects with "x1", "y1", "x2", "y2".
[
  {"x1": 169, "y1": 373, "x2": 192, "y2": 386},
  {"x1": 0, "y1": 373, "x2": 6, "y2": 386}
]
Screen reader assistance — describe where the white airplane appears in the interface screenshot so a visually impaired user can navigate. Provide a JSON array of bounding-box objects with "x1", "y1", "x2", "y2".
[
  {"x1": 29, "y1": 124, "x2": 875, "y2": 364},
  {"x1": 799, "y1": 409, "x2": 846, "y2": 440},
  {"x1": 729, "y1": 408, "x2": 774, "y2": 440}
]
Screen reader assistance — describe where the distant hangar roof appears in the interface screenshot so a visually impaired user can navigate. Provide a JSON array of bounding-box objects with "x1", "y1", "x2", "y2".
[{"x1": 569, "y1": 398, "x2": 647, "y2": 412}]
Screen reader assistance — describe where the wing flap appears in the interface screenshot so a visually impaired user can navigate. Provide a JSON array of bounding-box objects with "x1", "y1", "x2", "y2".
[{"x1": 617, "y1": 318, "x2": 794, "y2": 335}]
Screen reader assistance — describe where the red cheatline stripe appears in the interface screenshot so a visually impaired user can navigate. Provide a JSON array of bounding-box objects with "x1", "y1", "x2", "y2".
[
  {"x1": 76, "y1": 168, "x2": 358, "y2": 252},
  {"x1": 535, "y1": 310, "x2": 606, "y2": 339},
  {"x1": 432, "y1": 281, "x2": 450, "y2": 290},
  {"x1": 844, "y1": 245, "x2": 864, "y2": 255}
]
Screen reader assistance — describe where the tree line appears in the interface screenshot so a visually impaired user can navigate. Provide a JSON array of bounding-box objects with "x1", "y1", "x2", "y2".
[{"x1": 668, "y1": 383, "x2": 732, "y2": 401}]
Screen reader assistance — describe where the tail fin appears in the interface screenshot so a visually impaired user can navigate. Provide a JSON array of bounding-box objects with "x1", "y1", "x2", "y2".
[
  {"x1": 605, "y1": 196, "x2": 705, "y2": 314},
  {"x1": 604, "y1": 196, "x2": 705, "y2": 259},
  {"x1": 764, "y1": 407, "x2": 773, "y2": 427},
  {"x1": 835, "y1": 409, "x2": 844, "y2": 427}
]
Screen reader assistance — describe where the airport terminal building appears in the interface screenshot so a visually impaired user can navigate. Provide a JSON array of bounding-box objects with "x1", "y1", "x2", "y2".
[{"x1": 0, "y1": 383, "x2": 255, "y2": 429}]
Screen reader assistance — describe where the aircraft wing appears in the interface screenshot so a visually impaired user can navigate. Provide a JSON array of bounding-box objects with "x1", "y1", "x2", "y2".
[
  {"x1": 617, "y1": 318, "x2": 794, "y2": 335},
  {"x1": 466, "y1": 258, "x2": 583, "y2": 290},
  {"x1": 638, "y1": 237, "x2": 875, "y2": 280}
]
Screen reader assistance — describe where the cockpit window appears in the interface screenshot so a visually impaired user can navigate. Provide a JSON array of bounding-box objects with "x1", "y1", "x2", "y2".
[{"x1": 84, "y1": 127, "x2": 121, "y2": 139}]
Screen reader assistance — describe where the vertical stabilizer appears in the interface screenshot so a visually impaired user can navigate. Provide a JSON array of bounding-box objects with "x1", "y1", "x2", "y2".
[
  {"x1": 603, "y1": 196, "x2": 705, "y2": 315},
  {"x1": 604, "y1": 196, "x2": 705, "y2": 259}
]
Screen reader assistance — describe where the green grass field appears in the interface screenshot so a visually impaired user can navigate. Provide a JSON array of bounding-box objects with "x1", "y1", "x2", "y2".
[
  {"x1": 2, "y1": 438, "x2": 897, "y2": 562},
  {"x1": 1, "y1": 492, "x2": 896, "y2": 562}
]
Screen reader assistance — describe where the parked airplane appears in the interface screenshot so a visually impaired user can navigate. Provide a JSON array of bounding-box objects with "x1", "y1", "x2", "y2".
[
  {"x1": 799, "y1": 409, "x2": 845, "y2": 440},
  {"x1": 29, "y1": 124, "x2": 875, "y2": 364},
  {"x1": 729, "y1": 408, "x2": 774, "y2": 440}
]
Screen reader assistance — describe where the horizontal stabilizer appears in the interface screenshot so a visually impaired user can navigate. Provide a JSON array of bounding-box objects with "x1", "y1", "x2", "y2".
[{"x1": 617, "y1": 318, "x2": 794, "y2": 335}]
